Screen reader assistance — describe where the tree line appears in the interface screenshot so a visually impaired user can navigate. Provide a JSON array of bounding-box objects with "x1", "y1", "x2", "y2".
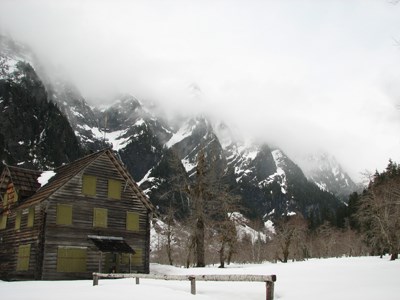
[{"x1": 151, "y1": 157, "x2": 400, "y2": 267}]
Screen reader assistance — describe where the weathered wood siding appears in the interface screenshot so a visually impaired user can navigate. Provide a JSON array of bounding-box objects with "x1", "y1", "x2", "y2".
[
  {"x1": 0, "y1": 203, "x2": 46, "y2": 280},
  {"x1": 42, "y1": 154, "x2": 150, "y2": 280}
]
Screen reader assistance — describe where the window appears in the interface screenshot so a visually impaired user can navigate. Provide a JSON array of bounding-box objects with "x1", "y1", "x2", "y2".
[
  {"x1": 93, "y1": 208, "x2": 107, "y2": 228},
  {"x1": 108, "y1": 179, "x2": 122, "y2": 199},
  {"x1": 131, "y1": 249, "x2": 142, "y2": 266},
  {"x1": 0, "y1": 213, "x2": 7, "y2": 230},
  {"x1": 27, "y1": 207, "x2": 35, "y2": 228},
  {"x1": 15, "y1": 210, "x2": 22, "y2": 230},
  {"x1": 82, "y1": 175, "x2": 96, "y2": 196},
  {"x1": 56, "y1": 204, "x2": 72, "y2": 225},
  {"x1": 126, "y1": 211, "x2": 139, "y2": 231},
  {"x1": 6, "y1": 183, "x2": 18, "y2": 204},
  {"x1": 16, "y1": 244, "x2": 31, "y2": 271},
  {"x1": 57, "y1": 246, "x2": 87, "y2": 272}
]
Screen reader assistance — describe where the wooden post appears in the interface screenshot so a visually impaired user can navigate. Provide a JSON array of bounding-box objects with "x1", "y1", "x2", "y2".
[
  {"x1": 135, "y1": 277, "x2": 140, "y2": 285},
  {"x1": 266, "y1": 281, "x2": 274, "y2": 300},
  {"x1": 189, "y1": 276, "x2": 196, "y2": 295},
  {"x1": 93, "y1": 274, "x2": 99, "y2": 286},
  {"x1": 99, "y1": 252, "x2": 103, "y2": 273},
  {"x1": 129, "y1": 254, "x2": 132, "y2": 274}
]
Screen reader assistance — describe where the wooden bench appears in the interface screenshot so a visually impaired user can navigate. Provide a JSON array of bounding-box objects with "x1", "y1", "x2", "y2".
[{"x1": 93, "y1": 272, "x2": 277, "y2": 300}]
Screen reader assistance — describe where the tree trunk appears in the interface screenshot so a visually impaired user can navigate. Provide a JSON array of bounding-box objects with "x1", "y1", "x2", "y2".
[
  {"x1": 219, "y1": 241, "x2": 225, "y2": 268},
  {"x1": 390, "y1": 252, "x2": 398, "y2": 260},
  {"x1": 195, "y1": 217, "x2": 205, "y2": 267},
  {"x1": 186, "y1": 236, "x2": 195, "y2": 268},
  {"x1": 166, "y1": 229, "x2": 173, "y2": 265},
  {"x1": 227, "y1": 242, "x2": 234, "y2": 265}
]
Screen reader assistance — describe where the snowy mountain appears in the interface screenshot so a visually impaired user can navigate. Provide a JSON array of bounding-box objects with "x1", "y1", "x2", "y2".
[
  {"x1": 0, "y1": 36, "x2": 82, "y2": 169},
  {"x1": 297, "y1": 152, "x2": 359, "y2": 200},
  {"x1": 0, "y1": 35, "x2": 356, "y2": 225}
]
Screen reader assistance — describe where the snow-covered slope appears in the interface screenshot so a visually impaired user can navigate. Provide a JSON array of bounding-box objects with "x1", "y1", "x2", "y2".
[
  {"x1": 297, "y1": 152, "x2": 359, "y2": 200},
  {"x1": 0, "y1": 35, "x2": 83, "y2": 169}
]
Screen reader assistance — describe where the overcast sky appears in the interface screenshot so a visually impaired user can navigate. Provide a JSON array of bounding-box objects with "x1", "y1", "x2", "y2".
[{"x1": 1, "y1": 0, "x2": 400, "y2": 181}]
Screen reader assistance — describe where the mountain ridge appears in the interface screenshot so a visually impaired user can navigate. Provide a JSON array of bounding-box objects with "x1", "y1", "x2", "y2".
[{"x1": 0, "y1": 35, "x2": 357, "y2": 225}]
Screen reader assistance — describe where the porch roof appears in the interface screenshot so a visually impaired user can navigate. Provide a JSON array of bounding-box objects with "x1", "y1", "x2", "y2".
[{"x1": 88, "y1": 235, "x2": 136, "y2": 254}]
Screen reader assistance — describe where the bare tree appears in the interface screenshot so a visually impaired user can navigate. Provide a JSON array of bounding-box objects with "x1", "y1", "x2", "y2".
[
  {"x1": 272, "y1": 214, "x2": 308, "y2": 263},
  {"x1": 212, "y1": 193, "x2": 240, "y2": 268},
  {"x1": 185, "y1": 149, "x2": 208, "y2": 267},
  {"x1": 357, "y1": 162, "x2": 400, "y2": 260}
]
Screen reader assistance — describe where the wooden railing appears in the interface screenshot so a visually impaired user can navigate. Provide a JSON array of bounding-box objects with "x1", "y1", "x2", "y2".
[{"x1": 93, "y1": 272, "x2": 277, "y2": 300}]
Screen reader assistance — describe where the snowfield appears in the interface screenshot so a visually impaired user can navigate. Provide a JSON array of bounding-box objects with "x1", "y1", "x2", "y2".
[{"x1": 1, "y1": 256, "x2": 399, "y2": 300}]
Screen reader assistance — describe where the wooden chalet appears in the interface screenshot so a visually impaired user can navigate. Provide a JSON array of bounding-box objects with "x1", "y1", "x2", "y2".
[{"x1": 0, "y1": 149, "x2": 155, "y2": 280}]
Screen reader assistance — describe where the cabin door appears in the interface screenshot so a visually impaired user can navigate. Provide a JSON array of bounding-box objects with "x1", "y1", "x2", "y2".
[{"x1": 104, "y1": 253, "x2": 121, "y2": 273}]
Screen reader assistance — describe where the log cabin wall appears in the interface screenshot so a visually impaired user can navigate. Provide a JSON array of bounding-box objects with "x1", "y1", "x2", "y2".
[
  {"x1": 0, "y1": 202, "x2": 46, "y2": 280},
  {"x1": 41, "y1": 153, "x2": 150, "y2": 280}
]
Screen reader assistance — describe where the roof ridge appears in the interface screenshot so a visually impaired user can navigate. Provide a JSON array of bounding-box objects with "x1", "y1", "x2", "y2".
[
  {"x1": 55, "y1": 148, "x2": 110, "y2": 172},
  {"x1": 16, "y1": 149, "x2": 110, "y2": 209},
  {"x1": 5, "y1": 165, "x2": 43, "y2": 173}
]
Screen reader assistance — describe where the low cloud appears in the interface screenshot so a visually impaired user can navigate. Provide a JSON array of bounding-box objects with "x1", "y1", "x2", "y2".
[{"x1": 1, "y1": 0, "x2": 400, "y2": 181}]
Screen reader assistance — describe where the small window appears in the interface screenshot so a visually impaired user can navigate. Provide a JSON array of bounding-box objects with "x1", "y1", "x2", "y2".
[
  {"x1": 27, "y1": 207, "x2": 34, "y2": 228},
  {"x1": 108, "y1": 179, "x2": 122, "y2": 200},
  {"x1": 0, "y1": 213, "x2": 7, "y2": 230},
  {"x1": 126, "y1": 211, "x2": 139, "y2": 231},
  {"x1": 57, "y1": 246, "x2": 87, "y2": 272},
  {"x1": 16, "y1": 244, "x2": 31, "y2": 271},
  {"x1": 56, "y1": 204, "x2": 72, "y2": 225},
  {"x1": 131, "y1": 249, "x2": 142, "y2": 266},
  {"x1": 15, "y1": 210, "x2": 22, "y2": 230},
  {"x1": 93, "y1": 208, "x2": 108, "y2": 228},
  {"x1": 6, "y1": 183, "x2": 18, "y2": 203},
  {"x1": 82, "y1": 175, "x2": 97, "y2": 196}
]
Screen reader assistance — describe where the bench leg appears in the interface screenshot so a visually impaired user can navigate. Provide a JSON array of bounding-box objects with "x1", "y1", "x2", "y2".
[
  {"x1": 266, "y1": 281, "x2": 274, "y2": 300},
  {"x1": 93, "y1": 275, "x2": 99, "y2": 286},
  {"x1": 189, "y1": 277, "x2": 196, "y2": 295}
]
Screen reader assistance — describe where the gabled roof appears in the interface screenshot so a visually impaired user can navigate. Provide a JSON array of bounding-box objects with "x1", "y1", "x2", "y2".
[
  {"x1": 0, "y1": 165, "x2": 42, "y2": 196},
  {"x1": 15, "y1": 149, "x2": 155, "y2": 212}
]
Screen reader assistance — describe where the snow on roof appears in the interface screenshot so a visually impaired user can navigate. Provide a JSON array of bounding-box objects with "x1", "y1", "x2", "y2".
[{"x1": 37, "y1": 170, "x2": 56, "y2": 187}]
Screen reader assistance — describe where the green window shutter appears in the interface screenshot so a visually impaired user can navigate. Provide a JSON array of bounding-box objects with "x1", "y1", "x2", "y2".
[
  {"x1": 132, "y1": 249, "x2": 142, "y2": 266},
  {"x1": 56, "y1": 204, "x2": 73, "y2": 225},
  {"x1": 15, "y1": 210, "x2": 22, "y2": 230},
  {"x1": 2, "y1": 193, "x2": 8, "y2": 206},
  {"x1": 82, "y1": 175, "x2": 97, "y2": 196},
  {"x1": 108, "y1": 179, "x2": 122, "y2": 200},
  {"x1": 93, "y1": 208, "x2": 108, "y2": 228},
  {"x1": 0, "y1": 214, "x2": 7, "y2": 230},
  {"x1": 57, "y1": 247, "x2": 87, "y2": 272},
  {"x1": 27, "y1": 207, "x2": 35, "y2": 227},
  {"x1": 13, "y1": 190, "x2": 19, "y2": 203},
  {"x1": 126, "y1": 211, "x2": 139, "y2": 231},
  {"x1": 16, "y1": 244, "x2": 31, "y2": 271},
  {"x1": 120, "y1": 253, "x2": 130, "y2": 265}
]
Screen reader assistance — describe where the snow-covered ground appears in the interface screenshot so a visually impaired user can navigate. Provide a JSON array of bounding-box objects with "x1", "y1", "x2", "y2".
[{"x1": 1, "y1": 256, "x2": 399, "y2": 300}]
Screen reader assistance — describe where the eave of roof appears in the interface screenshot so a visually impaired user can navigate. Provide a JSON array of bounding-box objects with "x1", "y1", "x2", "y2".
[
  {"x1": 16, "y1": 149, "x2": 109, "y2": 209},
  {"x1": 14, "y1": 149, "x2": 156, "y2": 213}
]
